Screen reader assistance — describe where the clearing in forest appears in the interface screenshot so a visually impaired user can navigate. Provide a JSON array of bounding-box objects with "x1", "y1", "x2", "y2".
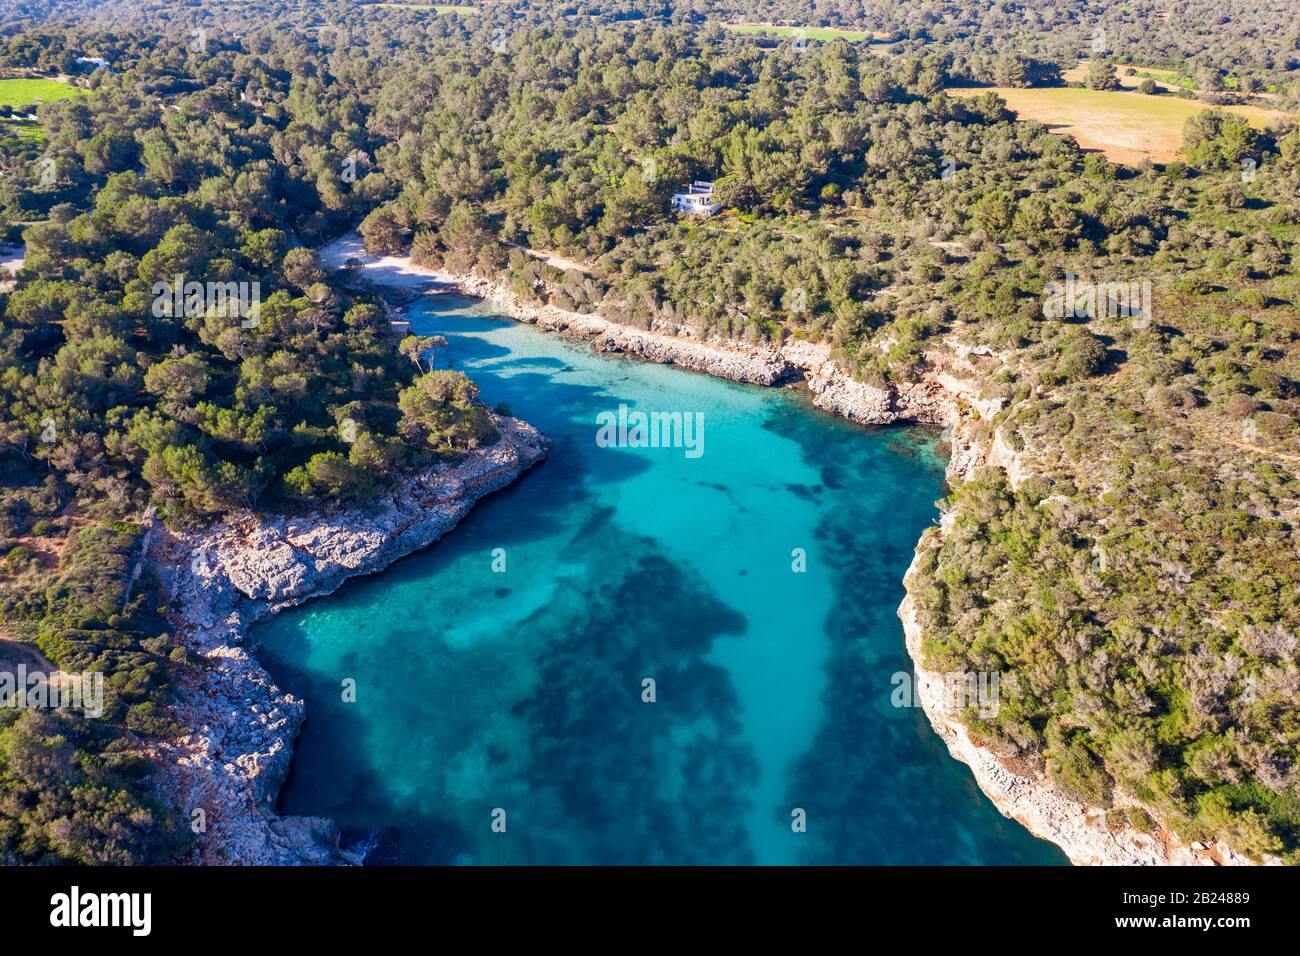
[
  {"x1": 950, "y1": 86, "x2": 1290, "y2": 165},
  {"x1": 0, "y1": 77, "x2": 83, "y2": 110}
]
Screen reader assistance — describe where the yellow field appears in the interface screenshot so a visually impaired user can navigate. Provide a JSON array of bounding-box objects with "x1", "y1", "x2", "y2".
[{"x1": 951, "y1": 86, "x2": 1290, "y2": 165}]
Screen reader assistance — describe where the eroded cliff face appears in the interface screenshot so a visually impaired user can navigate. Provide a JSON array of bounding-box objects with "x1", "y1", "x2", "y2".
[
  {"x1": 897, "y1": 580, "x2": 1252, "y2": 866},
  {"x1": 445, "y1": 270, "x2": 976, "y2": 430},
  {"x1": 452, "y1": 272, "x2": 798, "y2": 385},
  {"x1": 892, "y1": 381, "x2": 1256, "y2": 866},
  {"x1": 151, "y1": 416, "x2": 548, "y2": 865}
]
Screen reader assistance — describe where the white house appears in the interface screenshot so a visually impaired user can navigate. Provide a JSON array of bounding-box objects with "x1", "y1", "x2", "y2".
[{"x1": 671, "y1": 181, "x2": 721, "y2": 216}]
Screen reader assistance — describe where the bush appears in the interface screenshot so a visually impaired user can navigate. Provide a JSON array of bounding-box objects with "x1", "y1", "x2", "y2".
[
  {"x1": 0, "y1": 545, "x2": 32, "y2": 574},
  {"x1": 1123, "y1": 806, "x2": 1155, "y2": 832},
  {"x1": 1056, "y1": 330, "x2": 1107, "y2": 381}
]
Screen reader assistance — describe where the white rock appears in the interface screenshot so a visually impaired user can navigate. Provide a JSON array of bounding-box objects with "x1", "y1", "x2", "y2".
[{"x1": 153, "y1": 415, "x2": 549, "y2": 865}]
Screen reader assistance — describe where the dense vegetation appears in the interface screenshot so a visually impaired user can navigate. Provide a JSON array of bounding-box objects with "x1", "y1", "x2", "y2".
[
  {"x1": 0, "y1": 0, "x2": 1297, "y2": 862},
  {"x1": 0, "y1": 0, "x2": 505, "y2": 863},
  {"x1": 660, "y1": 0, "x2": 1300, "y2": 80},
  {"x1": 0, "y1": 523, "x2": 187, "y2": 863}
]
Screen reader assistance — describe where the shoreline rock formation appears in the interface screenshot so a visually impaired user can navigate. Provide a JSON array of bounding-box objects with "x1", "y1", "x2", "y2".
[
  {"x1": 214, "y1": 231, "x2": 1244, "y2": 866},
  {"x1": 152, "y1": 416, "x2": 548, "y2": 864},
  {"x1": 896, "y1": 431, "x2": 1254, "y2": 866},
  {"x1": 897, "y1": 569, "x2": 1252, "y2": 866}
]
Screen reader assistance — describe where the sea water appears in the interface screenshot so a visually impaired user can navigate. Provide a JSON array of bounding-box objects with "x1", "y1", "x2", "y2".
[{"x1": 256, "y1": 293, "x2": 1067, "y2": 866}]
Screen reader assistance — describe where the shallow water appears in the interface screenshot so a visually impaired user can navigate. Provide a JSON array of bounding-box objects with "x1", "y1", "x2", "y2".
[{"x1": 257, "y1": 294, "x2": 1067, "y2": 865}]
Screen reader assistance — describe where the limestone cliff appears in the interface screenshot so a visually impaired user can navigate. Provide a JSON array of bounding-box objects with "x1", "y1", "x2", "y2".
[{"x1": 151, "y1": 416, "x2": 548, "y2": 864}]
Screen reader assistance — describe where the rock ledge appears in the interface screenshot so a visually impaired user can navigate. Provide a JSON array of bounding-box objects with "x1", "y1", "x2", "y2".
[{"x1": 152, "y1": 416, "x2": 548, "y2": 864}]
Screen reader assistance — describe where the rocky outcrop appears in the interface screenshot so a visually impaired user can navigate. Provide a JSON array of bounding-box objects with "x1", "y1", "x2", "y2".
[
  {"x1": 452, "y1": 272, "x2": 798, "y2": 385},
  {"x1": 152, "y1": 416, "x2": 549, "y2": 865},
  {"x1": 433, "y1": 270, "x2": 983, "y2": 430}
]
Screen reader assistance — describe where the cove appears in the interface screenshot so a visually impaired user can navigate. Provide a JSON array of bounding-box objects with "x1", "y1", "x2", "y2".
[{"x1": 255, "y1": 292, "x2": 1068, "y2": 865}]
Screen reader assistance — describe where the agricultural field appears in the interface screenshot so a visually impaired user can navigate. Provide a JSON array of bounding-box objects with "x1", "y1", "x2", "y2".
[
  {"x1": 0, "y1": 79, "x2": 77, "y2": 156},
  {"x1": 951, "y1": 85, "x2": 1291, "y2": 164},
  {"x1": 0, "y1": 77, "x2": 83, "y2": 110},
  {"x1": 0, "y1": 120, "x2": 44, "y2": 147},
  {"x1": 1132, "y1": 66, "x2": 1198, "y2": 91}
]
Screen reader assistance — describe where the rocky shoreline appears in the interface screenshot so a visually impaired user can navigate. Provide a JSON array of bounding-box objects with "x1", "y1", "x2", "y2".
[
  {"x1": 151, "y1": 415, "x2": 548, "y2": 865},
  {"x1": 320, "y1": 233, "x2": 963, "y2": 429},
  {"x1": 897, "y1": 432, "x2": 1255, "y2": 866},
  {"x1": 276, "y1": 233, "x2": 1248, "y2": 866},
  {"x1": 898, "y1": 573, "x2": 1252, "y2": 866}
]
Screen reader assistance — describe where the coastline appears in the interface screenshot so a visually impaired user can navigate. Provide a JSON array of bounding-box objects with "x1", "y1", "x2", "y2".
[
  {"x1": 319, "y1": 232, "x2": 1254, "y2": 866},
  {"x1": 900, "y1": 450, "x2": 1253, "y2": 866},
  {"x1": 319, "y1": 233, "x2": 964, "y2": 429},
  {"x1": 152, "y1": 415, "x2": 549, "y2": 865},
  {"x1": 898, "y1": 565, "x2": 1252, "y2": 866}
]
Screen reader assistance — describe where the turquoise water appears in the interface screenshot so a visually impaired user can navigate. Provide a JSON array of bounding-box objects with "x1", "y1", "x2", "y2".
[{"x1": 256, "y1": 293, "x2": 1067, "y2": 865}]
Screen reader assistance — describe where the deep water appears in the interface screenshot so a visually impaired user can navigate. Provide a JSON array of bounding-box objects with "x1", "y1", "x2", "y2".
[{"x1": 256, "y1": 293, "x2": 1068, "y2": 865}]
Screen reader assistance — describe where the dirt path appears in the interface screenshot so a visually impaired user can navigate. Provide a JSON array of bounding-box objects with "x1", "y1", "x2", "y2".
[
  {"x1": 1190, "y1": 418, "x2": 1300, "y2": 466},
  {"x1": 506, "y1": 242, "x2": 593, "y2": 275},
  {"x1": 0, "y1": 635, "x2": 58, "y2": 673},
  {"x1": 1212, "y1": 432, "x2": 1300, "y2": 464}
]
